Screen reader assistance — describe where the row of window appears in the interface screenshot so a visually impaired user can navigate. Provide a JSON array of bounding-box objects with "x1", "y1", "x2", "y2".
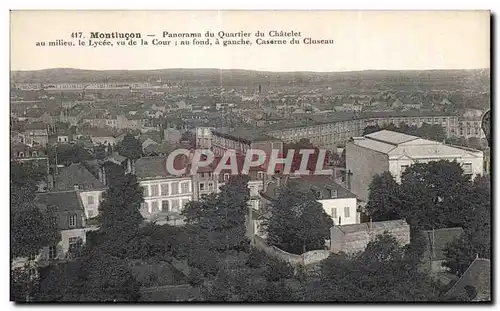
[
  {"x1": 142, "y1": 181, "x2": 191, "y2": 197},
  {"x1": 142, "y1": 198, "x2": 190, "y2": 214},
  {"x1": 331, "y1": 206, "x2": 351, "y2": 219}
]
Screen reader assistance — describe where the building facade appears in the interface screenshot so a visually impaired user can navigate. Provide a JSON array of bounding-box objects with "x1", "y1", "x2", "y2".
[{"x1": 346, "y1": 130, "x2": 484, "y2": 202}]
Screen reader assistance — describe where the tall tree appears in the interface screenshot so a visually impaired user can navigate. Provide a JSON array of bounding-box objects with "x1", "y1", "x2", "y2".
[
  {"x1": 396, "y1": 160, "x2": 472, "y2": 230},
  {"x1": 309, "y1": 233, "x2": 442, "y2": 302},
  {"x1": 118, "y1": 133, "x2": 142, "y2": 160},
  {"x1": 365, "y1": 171, "x2": 400, "y2": 221},
  {"x1": 264, "y1": 185, "x2": 333, "y2": 254}
]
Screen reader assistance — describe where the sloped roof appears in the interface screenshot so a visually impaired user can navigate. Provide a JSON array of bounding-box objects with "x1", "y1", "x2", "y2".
[
  {"x1": 446, "y1": 258, "x2": 491, "y2": 301},
  {"x1": 334, "y1": 219, "x2": 409, "y2": 235},
  {"x1": 365, "y1": 130, "x2": 419, "y2": 145},
  {"x1": 143, "y1": 142, "x2": 176, "y2": 155},
  {"x1": 134, "y1": 156, "x2": 189, "y2": 179},
  {"x1": 53, "y1": 163, "x2": 106, "y2": 191},
  {"x1": 36, "y1": 191, "x2": 84, "y2": 213},
  {"x1": 262, "y1": 175, "x2": 356, "y2": 201}
]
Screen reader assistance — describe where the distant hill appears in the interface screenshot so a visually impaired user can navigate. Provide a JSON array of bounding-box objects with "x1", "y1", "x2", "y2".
[{"x1": 10, "y1": 68, "x2": 490, "y2": 92}]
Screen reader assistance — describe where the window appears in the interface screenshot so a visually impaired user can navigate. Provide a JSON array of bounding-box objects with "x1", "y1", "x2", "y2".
[
  {"x1": 329, "y1": 189, "x2": 338, "y2": 198},
  {"x1": 257, "y1": 171, "x2": 264, "y2": 179},
  {"x1": 171, "y1": 182, "x2": 179, "y2": 195},
  {"x1": 68, "y1": 214, "x2": 77, "y2": 228},
  {"x1": 151, "y1": 201, "x2": 159, "y2": 213},
  {"x1": 171, "y1": 199, "x2": 180, "y2": 211},
  {"x1": 224, "y1": 173, "x2": 230, "y2": 181},
  {"x1": 150, "y1": 184, "x2": 159, "y2": 197},
  {"x1": 88, "y1": 210, "x2": 94, "y2": 218},
  {"x1": 69, "y1": 237, "x2": 81, "y2": 252},
  {"x1": 208, "y1": 182, "x2": 214, "y2": 190},
  {"x1": 32, "y1": 151, "x2": 38, "y2": 157},
  {"x1": 331, "y1": 208, "x2": 337, "y2": 219},
  {"x1": 401, "y1": 165, "x2": 409, "y2": 172},
  {"x1": 463, "y1": 163, "x2": 472, "y2": 174},
  {"x1": 442, "y1": 118, "x2": 447, "y2": 123},
  {"x1": 49, "y1": 245, "x2": 57, "y2": 259},
  {"x1": 160, "y1": 183, "x2": 169, "y2": 196},
  {"x1": 161, "y1": 200, "x2": 169, "y2": 212},
  {"x1": 142, "y1": 186, "x2": 149, "y2": 197},
  {"x1": 87, "y1": 195, "x2": 94, "y2": 205},
  {"x1": 181, "y1": 182, "x2": 190, "y2": 194},
  {"x1": 199, "y1": 182, "x2": 205, "y2": 191},
  {"x1": 344, "y1": 206, "x2": 350, "y2": 218}
]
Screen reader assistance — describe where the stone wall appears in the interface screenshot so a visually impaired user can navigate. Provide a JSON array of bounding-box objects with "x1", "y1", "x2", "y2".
[{"x1": 330, "y1": 220, "x2": 411, "y2": 254}]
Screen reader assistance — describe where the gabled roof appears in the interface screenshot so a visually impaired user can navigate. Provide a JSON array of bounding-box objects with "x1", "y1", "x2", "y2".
[
  {"x1": 53, "y1": 163, "x2": 106, "y2": 191},
  {"x1": 446, "y1": 258, "x2": 491, "y2": 301}
]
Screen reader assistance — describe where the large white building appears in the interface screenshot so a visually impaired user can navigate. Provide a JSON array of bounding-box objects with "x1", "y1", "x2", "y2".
[
  {"x1": 134, "y1": 156, "x2": 192, "y2": 226},
  {"x1": 346, "y1": 130, "x2": 484, "y2": 202}
]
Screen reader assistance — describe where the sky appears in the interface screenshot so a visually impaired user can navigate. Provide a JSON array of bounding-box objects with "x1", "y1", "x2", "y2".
[{"x1": 10, "y1": 10, "x2": 490, "y2": 72}]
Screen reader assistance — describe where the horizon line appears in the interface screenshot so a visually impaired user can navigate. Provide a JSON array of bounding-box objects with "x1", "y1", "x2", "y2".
[{"x1": 10, "y1": 66, "x2": 490, "y2": 74}]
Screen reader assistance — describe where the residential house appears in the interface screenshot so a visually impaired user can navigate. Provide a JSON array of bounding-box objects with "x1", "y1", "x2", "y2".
[
  {"x1": 53, "y1": 163, "x2": 107, "y2": 219},
  {"x1": 261, "y1": 175, "x2": 359, "y2": 226},
  {"x1": 12, "y1": 191, "x2": 89, "y2": 270},
  {"x1": 134, "y1": 156, "x2": 193, "y2": 226},
  {"x1": 346, "y1": 130, "x2": 484, "y2": 202},
  {"x1": 330, "y1": 219, "x2": 410, "y2": 254},
  {"x1": 23, "y1": 122, "x2": 49, "y2": 146}
]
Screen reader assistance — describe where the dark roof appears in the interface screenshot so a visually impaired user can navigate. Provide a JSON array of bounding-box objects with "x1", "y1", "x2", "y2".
[
  {"x1": 53, "y1": 163, "x2": 106, "y2": 191},
  {"x1": 423, "y1": 227, "x2": 464, "y2": 260},
  {"x1": 134, "y1": 156, "x2": 189, "y2": 179},
  {"x1": 213, "y1": 127, "x2": 279, "y2": 144},
  {"x1": 262, "y1": 175, "x2": 356, "y2": 201},
  {"x1": 24, "y1": 121, "x2": 48, "y2": 131},
  {"x1": 104, "y1": 152, "x2": 127, "y2": 164},
  {"x1": 36, "y1": 191, "x2": 84, "y2": 213},
  {"x1": 143, "y1": 142, "x2": 176, "y2": 155},
  {"x1": 446, "y1": 258, "x2": 491, "y2": 301}
]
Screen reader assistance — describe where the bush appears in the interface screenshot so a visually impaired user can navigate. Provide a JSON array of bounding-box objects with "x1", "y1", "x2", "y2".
[
  {"x1": 246, "y1": 248, "x2": 266, "y2": 268},
  {"x1": 188, "y1": 268, "x2": 204, "y2": 287},
  {"x1": 263, "y1": 257, "x2": 294, "y2": 282}
]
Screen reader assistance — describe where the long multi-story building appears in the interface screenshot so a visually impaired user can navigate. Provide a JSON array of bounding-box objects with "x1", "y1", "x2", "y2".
[
  {"x1": 264, "y1": 111, "x2": 460, "y2": 150},
  {"x1": 210, "y1": 127, "x2": 284, "y2": 157}
]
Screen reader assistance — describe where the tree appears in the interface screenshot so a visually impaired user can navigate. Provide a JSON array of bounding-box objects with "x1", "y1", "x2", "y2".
[
  {"x1": 182, "y1": 175, "x2": 250, "y2": 252},
  {"x1": 10, "y1": 161, "x2": 45, "y2": 207},
  {"x1": 309, "y1": 233, "x2": 442, "y2": 302},
  {"x1": 48, "y1": 143, "x2": 93, "y2": 166},
  {"x1": 11, "y1": 204, "x2": 61, "y2": 259},
  {"x1": 396, "y1": 160, "x2": 472, "y2": 230},
  {"x1": 94, "y1": 144, "x2": 107, "y2": 160},
  {"x1": 265, "y1": 185, "x2": 333, "y2": 254},
  {"x1": 118, "y1": 133, "x2": 142, "y2": 160},
  {"x1": 365, "y1": 172, "x2": 400, "y2": 221},
  {"x1": 443, "y1": 175, "x2": 490, "y2": 276}
]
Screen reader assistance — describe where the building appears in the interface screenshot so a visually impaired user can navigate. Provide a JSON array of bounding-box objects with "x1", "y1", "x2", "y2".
[
  {"x1": 52, "y1": 163, "x2": 107, "y2": 219},
  {"x1": 265, "y1": 111, "x2": 459, "y2": 150},
  {"x1": 346, "y1": 130, "x2": 484, "y2": 202},
  {"x1": 23, "y1": 122, "x2": 49, "y2": 146},
  {"x1": 261, "y1": 175, "x2": 359, "y2": 226},
  {"x1": 330, "y1": 219, "x2": 410, "y2": 254},
  {"x1": 134, "y1": 156, "x2": 192, "y2": 226},
  {"x1": 195, "y1": 126, "x2": 214, "y2": 148},
  {"x1": 445, "y1": 258, "x2": 491, "y2": 301},
  {"x1": 211, "y1": 127, "x2": 283, "y2": 157}
]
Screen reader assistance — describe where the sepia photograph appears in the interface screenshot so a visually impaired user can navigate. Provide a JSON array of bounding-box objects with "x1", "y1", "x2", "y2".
[{"x1": 9, "y1": 10, "x2": 491, "y2": 303}]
